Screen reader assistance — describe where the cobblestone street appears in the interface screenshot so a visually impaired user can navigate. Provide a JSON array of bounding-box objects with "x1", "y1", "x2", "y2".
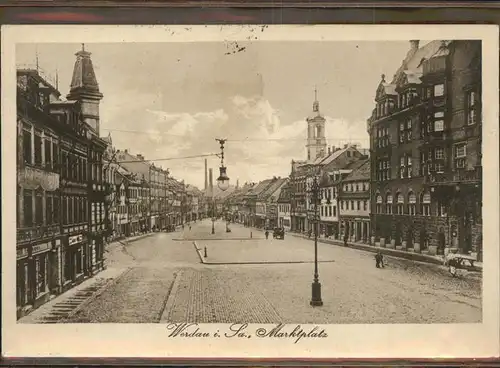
[{"x1": 51, "y1": 220, "x2": 482, "y2": 324}]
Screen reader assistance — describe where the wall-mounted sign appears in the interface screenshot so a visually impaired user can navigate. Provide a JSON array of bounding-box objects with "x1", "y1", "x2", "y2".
[
  {"x1": 32, "y1": 242, "x2": 51, "y2": 255},
  {"x1": 17, "y1": 247, "x2": 28, "y2": 259},
  {"x1": 69, "y1": 234, "x2": 85, "y2": 246}
]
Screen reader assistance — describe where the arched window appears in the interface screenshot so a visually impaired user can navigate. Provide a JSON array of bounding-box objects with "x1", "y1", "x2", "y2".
[
  {"x1": 408, "y1": 191, "x2": 417, "y2": 215},
  {"x1": 421, "y1": 192, "x2": 431, "y2": 216},
  {"x1": 376, "y1": 194, "x2": 383, "y2": 214},
  {"x1": 385, "y1": 193, "x2": 393, "y2": 214},
  {"x1": 396, "y1": 193, "x2": 404, "y2": 215}
]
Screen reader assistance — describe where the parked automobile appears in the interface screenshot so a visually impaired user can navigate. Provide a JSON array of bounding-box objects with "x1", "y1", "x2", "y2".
[{"x1": 273, "y1": 227, "x2": 285, "y2": 239}]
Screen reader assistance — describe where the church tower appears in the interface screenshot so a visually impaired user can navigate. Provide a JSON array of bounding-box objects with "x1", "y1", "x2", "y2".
[
  {"x1": 306, "y1": 88, "x2": 327, "y2": 161},
  {"x1": 66, "y1": 44, "x2": 103, "y2": 135}
]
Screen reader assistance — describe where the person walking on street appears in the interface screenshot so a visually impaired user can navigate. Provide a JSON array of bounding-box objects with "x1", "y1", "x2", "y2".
[
  {"x1": 375, "y1": 251, "x2": 384, "y2": 268},
  {"x1": 265, "y1": 230, "x2": 269, "y2": 240}
]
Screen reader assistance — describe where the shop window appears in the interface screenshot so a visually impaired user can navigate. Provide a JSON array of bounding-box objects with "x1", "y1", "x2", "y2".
[
  {"x1": 64, "y1": 249, "x2": 72, "y2": 281},
  {"x1": 34, "y1": 133, "x2": 43, "y2": 167},
  {"x1": 23, "y1": 128, "x2": 32, "y2": 165},
  {"x1": 421, "y1": 192, "x2": 431, "y2": 216}
]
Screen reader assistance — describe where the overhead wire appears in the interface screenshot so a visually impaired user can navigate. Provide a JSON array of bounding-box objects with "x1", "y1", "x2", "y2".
[{"x1": 100, "y1": 128, "x2": 367, "y2": 143}]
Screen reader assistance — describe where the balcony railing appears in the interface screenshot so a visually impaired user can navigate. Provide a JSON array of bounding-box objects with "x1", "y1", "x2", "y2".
[
  {"x1": 17, "y1": 165, "x2": 60, "y2": 191},
  {"x1": 17, "y1": 224, "x2": 60, "y2": 243}
]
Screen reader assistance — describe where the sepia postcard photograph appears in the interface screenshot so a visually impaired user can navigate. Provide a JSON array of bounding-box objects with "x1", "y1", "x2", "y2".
[{"x1": 2, "y1": 24, "x2": 499, "y2": 360}]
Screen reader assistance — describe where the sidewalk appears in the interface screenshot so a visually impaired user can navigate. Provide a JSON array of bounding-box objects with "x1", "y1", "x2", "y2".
[
  {"x1": 18, "y1": 267, "x2": 128, "y2": 324},
  {"x1": 243, "y1": 224, "x2": 483, "y2": 272},
  {"x1": 105, "y1": 232, "x2": 157, "y2": 252}
]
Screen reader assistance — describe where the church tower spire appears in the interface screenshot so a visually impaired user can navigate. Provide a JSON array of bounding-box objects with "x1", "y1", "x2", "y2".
[
  {"x1": 306, "y1": 87, "x2": 327, "y2": 162},
  {"x1": 66, "y1": 44, "x2": 103, "y2": 135},
  {"x1": 313, "y1": 86, "x2": 320, "y2": 113}
]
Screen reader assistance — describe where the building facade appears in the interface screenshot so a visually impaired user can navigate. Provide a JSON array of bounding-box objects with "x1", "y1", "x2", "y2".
[
  {"x1": 338, "y1": 159, "x2": 371, "y2": 243},
  {"x1": 16, "y1": 70, "x2": 63, "y2": 317},
  {"x1": 368, "y1": 40, "x2": 482, "y2": 257},
  {"x1": 16, "y1": 46, "x2": 107, "y2": 318},
  {"x1": 277, "y1": 182, "x2": 292, "y2": 231}
]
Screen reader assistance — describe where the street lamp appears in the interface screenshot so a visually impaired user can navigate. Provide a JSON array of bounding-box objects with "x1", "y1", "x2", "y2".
[
  {"x1": 212, "y1": 138, "x2": 230, "y2": 234},
  {"x1": 216, "y1": 138, "x2": 230, "y2": 192},
  {"x1": 309, "y1": 172, "x2": 323, "y2": 307}
]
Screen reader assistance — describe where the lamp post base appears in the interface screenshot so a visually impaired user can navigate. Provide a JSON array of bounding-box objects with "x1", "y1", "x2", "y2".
[{"x1": 310, "y1": 281, "x2": 323, "y2": 307}]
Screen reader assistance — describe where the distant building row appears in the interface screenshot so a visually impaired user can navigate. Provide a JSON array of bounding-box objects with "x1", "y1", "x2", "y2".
[{"x1": 223, "y1": 40, "x2": 482, "y2": 261}]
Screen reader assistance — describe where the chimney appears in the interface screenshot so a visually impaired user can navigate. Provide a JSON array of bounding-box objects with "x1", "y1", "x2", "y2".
[
  {"x1": 124, "y1": 149, "x2": 128, "y2": 153},
  {"x1": 344, "y1": 144, "x2": 348, "y2": 149},
  {"x1": 328, "y1": 147, "x2": 331, "y2": 155},
  {"x1": 236, "y1": 179, "x2": 239, "y2": 189},
  {"x1": 410, "y1": 40, "x2": 419, "y2": 51},
  {"x1": 209, "y1": 168, "x2": 214, "y2": 197},
  {"x1": 331, "y1": 145, "x2": 335, "y2": 153},
  {"x1": 204, "y1": 159, "x2": 208, "y2": 191}
]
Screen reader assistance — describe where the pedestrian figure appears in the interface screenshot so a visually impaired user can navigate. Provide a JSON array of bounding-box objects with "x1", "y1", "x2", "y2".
[
  {"x1": 343, "y1": 234, "x2": 348, "y2": 247},
  {"x1": 375, "y1": 251, "x2": 384, "y2": 268},
  {"x1": 308, "y1": 229, "x2": 312, "y2": 238},
  {"x1": 265, "y1": 230, "x2": 269, "y2": 240},
  {"x1": 189, "y1": 225, "x2": 192, "y2": 231}
]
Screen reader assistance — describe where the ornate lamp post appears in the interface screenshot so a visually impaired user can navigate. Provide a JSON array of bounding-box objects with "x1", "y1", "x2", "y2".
[
  {"x1": 308, "y1": 171, "x2": 323, "y2": 307},
  {"x1": 212, "y1": 138, "x2": 230, "y2": 234}
]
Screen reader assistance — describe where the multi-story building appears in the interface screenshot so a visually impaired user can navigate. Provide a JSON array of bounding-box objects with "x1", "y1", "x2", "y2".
[
  {"x1": 16, "y1": 69, "x2": 63, "y2": 317},
  {"x1": 65, "y1": 47, "x2": 108, "y2": 275},
  {"x1": 246, "y1": 179, "x2": 275, "y2": 228},
  {"x1": 256, "y1": 177, "x2": 288, "y2": 229},
  {"x1": 15, "y1": 45, "x2": 107, "y2": 318},
  {"x1": 277, "y1": 182, "x2": 292, "y2": 231},
  {"x1": 291, "y1": 145, "x2": 367, "y2": 234},
  {"x1": 338, "y1": 159, "x2": 371, "y2": 243},
  {"x1": 368, "y1": 40, "x2": 482, "y2": 257},
  {"x1": 115, "y1": 166, "x2": 132, "y2": 237}
]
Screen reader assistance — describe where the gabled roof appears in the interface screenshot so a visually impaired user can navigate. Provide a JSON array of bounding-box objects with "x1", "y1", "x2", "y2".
[
  {"x1": 246, "y1": 179, "x2": 274, "y2": 197},
  {"x1": 258, "y1": 177, "x2": 288, "y2": 202},
  {"x1": 342, "y1": 159, "x2": 370, "y2": 182}
]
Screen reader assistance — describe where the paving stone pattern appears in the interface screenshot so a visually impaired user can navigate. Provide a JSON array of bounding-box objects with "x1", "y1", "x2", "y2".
[
  {"x1": 162, "y1": 268, "x2": 283, "y2": 323},
  {"x1": 67, "y1": 267, "x2": 178, "y2": 323}
]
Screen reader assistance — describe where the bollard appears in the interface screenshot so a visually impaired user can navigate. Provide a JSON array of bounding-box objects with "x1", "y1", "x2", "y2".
[{"x1": 204, "y1": 246, "x2": 207, "y2": 258}]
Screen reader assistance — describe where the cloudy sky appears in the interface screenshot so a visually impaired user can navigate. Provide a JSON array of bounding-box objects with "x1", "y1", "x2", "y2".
[{"x1": 16, "y1": 40, "x2": 416, "y2": 189}]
